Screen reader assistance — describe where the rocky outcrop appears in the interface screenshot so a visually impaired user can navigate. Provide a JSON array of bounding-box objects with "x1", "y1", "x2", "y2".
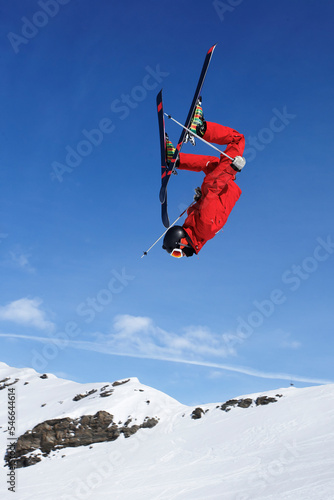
[
  {"x1": 191, "y1": 408, "x2": 205, "y2": 420},
  {"x1": 72, "y1": 389, "x2": 98, "y2": 401},
  {"x1": 6, "y1": 411, "x2": 159, "y2": 469},
  {"x1": 189, "y1": 395, "x2": 283, "y2": 420},
  {"x1": 220, "y1": 398, "x2": 253, "y2": 412},
  {"x1": 255, "y1": 396, "x2": 281, "y2": 406},
  {"x1": 0, "y1": 377, "x2": 19, "y2": 390},
  {"x1": 219, "y1": 394, "x2": 282, "y2": 413},
  {"x1": 100, "y1": 389, "x2": 114, "y2": 398},
  {"x1": 73, "y1": 386, "x2": 114, "y2": 401},
  {"x1": 112, "y1": 379, "x2": 130, "y2": 387}
]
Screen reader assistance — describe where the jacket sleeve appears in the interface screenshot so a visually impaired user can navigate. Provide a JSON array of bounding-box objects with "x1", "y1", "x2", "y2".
[
  {"x1": 204, "y1": 122, "x2": 245, "y2": 159},
  {"x1": 178, "y1": 152, "x2": 219, "y2": 173}
]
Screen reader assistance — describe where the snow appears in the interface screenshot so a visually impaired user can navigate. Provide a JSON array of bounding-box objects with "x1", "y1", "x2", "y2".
[{"x1": 1, "y1": 361, "x2": 334, "y2": 499}]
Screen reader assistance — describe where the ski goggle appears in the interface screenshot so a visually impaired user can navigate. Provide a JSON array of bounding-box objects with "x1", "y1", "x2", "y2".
[{"x1": 170, "y1": 248, "x2": 184, "y2": 258}]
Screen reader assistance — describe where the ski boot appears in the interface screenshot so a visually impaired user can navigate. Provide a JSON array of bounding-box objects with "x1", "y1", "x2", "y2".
[
  {"x1": 193, "y1": 186, "x2": 202, "y2": 202},
  {"x1": 165, "y1": 133, "x2": 175, "y2": 163},
  {"x1": 165, "y1": 133, "x2": 179, "y2": 171},
  {"x1": 184, "y1": 97, "x2": 207, "y2": 145}
]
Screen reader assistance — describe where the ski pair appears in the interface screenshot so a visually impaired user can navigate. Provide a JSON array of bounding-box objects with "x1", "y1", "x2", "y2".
[{"x1": 157, "y1": 44, "x2": 217, "y2": 228}]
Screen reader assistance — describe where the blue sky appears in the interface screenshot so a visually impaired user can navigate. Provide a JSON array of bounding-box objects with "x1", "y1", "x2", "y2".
[{"x1": 0, "y1": 0, "x2": 333, "y2": 405}]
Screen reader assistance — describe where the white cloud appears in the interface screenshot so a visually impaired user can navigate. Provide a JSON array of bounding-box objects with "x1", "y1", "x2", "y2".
[
  {"x1": 281, "y1": 340, "x2": 302, "y2": 350},
  {"x1": 0, "y1": 332, "x2": 331, "y2": 386},
  {"x1": 276, "y1": 330, "x2": 302, "y2": 350},
  {"x1": 113, "y1": 314, "x2": 153, "y2": 336},
  {"x1": 0, "y1": 298, "x2": 55, "y2": 331},
  {"x1": 9, "y1": 250, "x2": 35, "y2": 273},
  {"x1": 97, "y1": 314, "x2": 234, "y2": 360},
  {"x1": 0, "y1": 247, "x2": 35, "y2": 273}
]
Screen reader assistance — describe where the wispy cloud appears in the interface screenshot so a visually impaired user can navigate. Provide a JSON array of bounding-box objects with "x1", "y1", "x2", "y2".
[
  {"x1": 96, "y1": 314, "x2": 236, "y2": 359},
  {"x1": 281, "y1": 339, "x2": 302, "y2": 350},
  {"x1": 0, "y1": 313, "x2": 332, "y2": 386},
  {"x1": 9, "y1": 250, "x2": 35, "y2": 273},
  {"x1": 274, "y1": 329, "x2": 302, "y2": 350},
  {"x1": 0, "y1": 247, "x2": 35, "y2": 273},
  {"x1": 0, "y1": 332, "x2": 331, "y2": 385},
  {"x1": 0, "y1": 298, "x2": 55, "y2": 331}
]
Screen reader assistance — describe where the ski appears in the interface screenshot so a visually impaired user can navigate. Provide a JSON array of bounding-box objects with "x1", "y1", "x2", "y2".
[
  {"x1": 158, "y1": 44, "x2": 217, "y2": 227},
  {"x1": 156, "y1": 89, "x2": 169, "y2": 227}
]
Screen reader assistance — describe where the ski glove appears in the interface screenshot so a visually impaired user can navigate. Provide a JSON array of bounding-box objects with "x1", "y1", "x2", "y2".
[
  {"x1": 193, "y1": 187, "x2": 202, "y2": 202},
  {"x1": 231, "y1": 156, "x2": 246, "y2": 172}
]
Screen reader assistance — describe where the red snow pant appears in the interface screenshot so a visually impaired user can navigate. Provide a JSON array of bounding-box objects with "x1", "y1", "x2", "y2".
[{"x1": 178, "y1": 122, "x2": 245, "y2": 254}]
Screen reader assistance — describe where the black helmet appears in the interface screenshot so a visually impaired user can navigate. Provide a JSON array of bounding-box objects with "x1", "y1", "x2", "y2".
[{"x1": 162, "y1": 226, "x2": 194, "y2": 257}]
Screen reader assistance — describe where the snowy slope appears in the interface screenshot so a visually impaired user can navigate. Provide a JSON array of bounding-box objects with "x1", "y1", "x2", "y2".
[{"x1": 1, "y1": 362, "x2": 334, "y2": 500}]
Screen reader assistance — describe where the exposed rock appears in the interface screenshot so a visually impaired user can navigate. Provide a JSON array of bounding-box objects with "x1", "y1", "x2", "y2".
[
  {"x1": 142, "y1": 418, "x2": 159, "y2": 428},
  {"x1": 122, "y1": 425, "x2": 139, "y2": 438},
  {"x1": 0, "y1": 378, "x2": 19, "y2": 390},
  {"x1": 112, "y1": 379, "x2": 130, "y2": 387},
  {"x1": 220, "y1": 396, "x2": 279, "y2": 412},
  {"x1": 6, "y1": 411, "x2": 159, "y2": 469},
  {"x1": 220, "y1": 399, "x2": 239, "y2": 412},
  {"x1": 255, "y1": 396, "x2": 278, "y2": 406},
  {"x1": 191, "y1": 408, "x2": 204, "y2": 420},
  {"x1": 237, "y1": 398, "x2": 253, "y2": 409},
  {"x1": 72, "y1": 389, "x2": 97, "y2": 401},
  {"x1": 100, "y1": 390, "x2": 114, "y2": 398},
  {"x1": 18, "y1": 453, "x2": 42, "y2": 468},
  {"x1": 40, "y1": 374, "x2": 48, "y2": 379}
]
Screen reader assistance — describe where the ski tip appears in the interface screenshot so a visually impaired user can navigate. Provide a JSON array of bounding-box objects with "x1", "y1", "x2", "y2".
[
  {"x1": 162, "y1": 216, "x2": 170, "y2": 228},
  {"x1": 208, "y1": 44, "x2": 217, "y2": 53}
]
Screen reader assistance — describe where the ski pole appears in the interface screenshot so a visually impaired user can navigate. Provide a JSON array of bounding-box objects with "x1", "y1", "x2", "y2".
[
  {"x1": 141, "y1": 202, "x2": 195, "y2": 258},
  {"x1": 165, "y1": 113, "x2": 233, "y2": 161}
]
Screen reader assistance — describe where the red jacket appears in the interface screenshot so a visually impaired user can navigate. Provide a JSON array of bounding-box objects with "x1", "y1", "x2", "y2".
[{"x1": 178, "y1": 122, "x2": 245, "y2": 254}]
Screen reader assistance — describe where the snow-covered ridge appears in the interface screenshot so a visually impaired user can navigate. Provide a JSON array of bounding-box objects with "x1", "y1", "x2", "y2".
[
  {"x1": 0, "y1": 362, "x2": 182, "y2": 425},
  {"x1": 0, "y1": 361, "x2": 284, "y2": 451},
  {"x1": 1, "y1": 361, "x2": 334, "y2": 499}
]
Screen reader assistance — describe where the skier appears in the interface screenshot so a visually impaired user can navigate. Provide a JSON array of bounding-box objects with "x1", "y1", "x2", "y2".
[{"x1": 162, "y1": 103, "x2": 246, "y2": 258}]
